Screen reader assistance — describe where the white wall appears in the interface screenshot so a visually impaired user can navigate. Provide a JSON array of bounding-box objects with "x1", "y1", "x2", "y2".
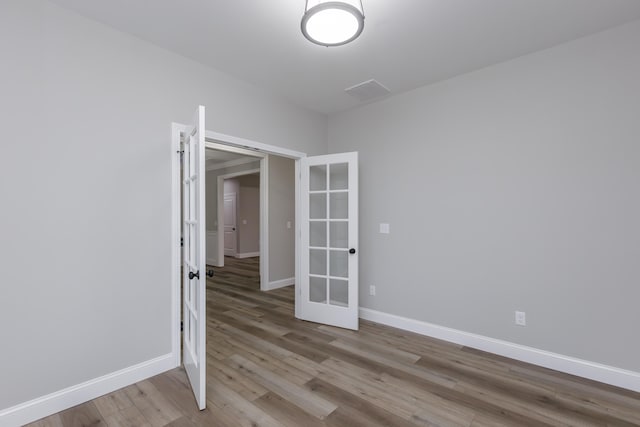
[
  {"x1": 0, "y1": 0, "x2": 326, "y2": 414},
  {"x1": 268, "y1": 155, "x2": 296, "y2": 282},
  {"x1": 328, "y1": 20, "x2": 640, "y2": 373}
]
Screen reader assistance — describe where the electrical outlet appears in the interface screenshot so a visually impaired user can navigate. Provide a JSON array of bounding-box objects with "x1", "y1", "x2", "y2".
[
  {"x1": 515, "y1": 311, "x2": 526, "y2": 326},
  {"x1": 379, "y1": 223, "x2": 390, "y2": 234},
  {"x1": 369, "y1": 285, "x2": 376, "y2": 296}
]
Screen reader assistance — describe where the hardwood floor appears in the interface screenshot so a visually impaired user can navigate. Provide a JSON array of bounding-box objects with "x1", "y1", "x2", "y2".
[{"x1": 28, "y1": 257, "x2": 640, "y2": 426}]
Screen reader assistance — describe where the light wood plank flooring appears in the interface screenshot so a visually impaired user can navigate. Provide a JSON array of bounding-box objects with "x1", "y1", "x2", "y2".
[{"x1": 28, "y1": 257, "x2": 640, "y2": 426}]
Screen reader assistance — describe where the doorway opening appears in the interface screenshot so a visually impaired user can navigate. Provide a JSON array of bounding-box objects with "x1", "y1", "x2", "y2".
[
  {"x1": 204, "y1": 143, "x2": 298, "y2": 293},
  {"x1": 171, "y1": 124, "x2": 308, "y2": 368}
]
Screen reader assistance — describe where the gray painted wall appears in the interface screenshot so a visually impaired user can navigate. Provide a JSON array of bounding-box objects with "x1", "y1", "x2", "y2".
[
  {"x1": 328, "y1": 21, "x2": 640, "y2": 372},
  {"x1": 0, "y1": 0, "x2": 326, "y2": 411},
  {"x1": 268, "y1": 156, "x2": 296, "y2": 282},
  {"x1": 237, "y1": 174, "x2": 261, "y2": 255}
]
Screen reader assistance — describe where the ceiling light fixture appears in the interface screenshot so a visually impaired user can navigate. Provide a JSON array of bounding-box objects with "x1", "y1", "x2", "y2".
[{"x1": 301, "y1": 0, "x2": 365, "y2": 47}]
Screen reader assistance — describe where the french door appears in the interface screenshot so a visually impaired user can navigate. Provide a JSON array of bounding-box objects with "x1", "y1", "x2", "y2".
[
  {"x1": 300, "y1": 152, "x2": 359, "y2": 330},
  {"x1": 182, "y1": 106, "x2": 206, "y2": 409}
]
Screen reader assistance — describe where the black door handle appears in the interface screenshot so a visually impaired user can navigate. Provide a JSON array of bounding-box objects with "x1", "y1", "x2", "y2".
[
  {"x1": 349, "y1": 248, "x2": 356, "y2": 254},
  {"x1": 207, "y1": 269, "x2": 214, "y2": 278},
  {"x1": 189, "y1": 271, "x2": 199, "y2": 280}
]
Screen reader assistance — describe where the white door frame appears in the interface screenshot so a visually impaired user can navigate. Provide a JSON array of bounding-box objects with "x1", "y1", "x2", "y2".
[{"x1": 171, "y1": 124, "x2": 306, "y2": 366}]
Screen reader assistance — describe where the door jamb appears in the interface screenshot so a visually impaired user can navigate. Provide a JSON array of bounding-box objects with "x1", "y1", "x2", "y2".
[{"x1": 171, "y1": 125, "x2": 306, "y2": 366}]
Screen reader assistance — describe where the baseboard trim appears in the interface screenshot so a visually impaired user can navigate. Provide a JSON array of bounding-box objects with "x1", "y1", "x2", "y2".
[
  {"x1": 235, "y1": 252, "x2": 260, "y2": 259},
  {"x1": 264, "y1": 277, "x2": 295, "y2": 291},
  {"x1": 359, "y1": 308, "x2": 640, "y2": 393},
  {"x1": 0, "y1": 353, "x2": 176, "y2": 427}
]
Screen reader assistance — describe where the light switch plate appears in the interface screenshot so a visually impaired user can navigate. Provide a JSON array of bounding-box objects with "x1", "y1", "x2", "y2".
[{"x1": 379, "y1": 223, "x2": 390, "y2": 234}]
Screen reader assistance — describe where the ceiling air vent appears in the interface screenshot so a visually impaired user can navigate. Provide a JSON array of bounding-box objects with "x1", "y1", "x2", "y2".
[{"x1": 344, "y1": 79, "x2": 391, "y2": 102}]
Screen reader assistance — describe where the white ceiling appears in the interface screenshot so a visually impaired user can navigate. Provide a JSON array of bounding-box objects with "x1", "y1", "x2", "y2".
[{"x1": 48, "y1": 0, "x2": 640, "y2": 114}]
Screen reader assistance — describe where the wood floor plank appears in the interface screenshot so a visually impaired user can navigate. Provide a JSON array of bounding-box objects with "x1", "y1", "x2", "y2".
[
  {"x1": 329, "y1": 338, "x2": 458, "y2": 388},
  {"x1": 33, "y1": 256, "x2": 640, "y2": 427},
  {"x1": 225, "y1": 354, "x2": 338, "y2": 420},
  {"x1": 207, "y1": 356, "x2": 269, "y2": 401},
  {"x1": 252, "y1": 392, "x2": 327, "y2": 427},
  {"x1": 124, "y1": 380, "x2": 182, "y2": 426},
  {"x1": 93, "y1": 388, "x2": 134, "y2": 419},
  {"x1": 25, "y1": 414, "x2": 64, "y2": 427},
  {"x1": 305, "y1": 377, "x2": 419, "y2": 427},
  {"x1": 58, "y1": 402, "x2": 107, "y2": 427},
  {"x1": 206, "y1": 379, "x2": 283, "y2": 427},
  {"x1": 102, "y1": 405, "x2": 151, "y2": 427}
]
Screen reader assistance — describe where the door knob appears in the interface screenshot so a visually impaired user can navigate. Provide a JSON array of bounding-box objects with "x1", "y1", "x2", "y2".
[
  {"x1": 207, "y1": 269, "x2": 214, "y2": 278},
  {"x1": 349, "y1": 248, "x2": 356, "y2": 254},
  {"x1": 189, "y1": 271, "x2": 199, "y2": 280}
]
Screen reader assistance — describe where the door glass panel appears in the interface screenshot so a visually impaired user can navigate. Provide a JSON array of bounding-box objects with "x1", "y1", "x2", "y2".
[
  {"x1": 310, "y1": 277, "x2": 327, "y2": 303},
  {"x1": 310, "y1": 249, "x2": 327, "y2": 275},
  {"x1": 310, "y1": 221, "x2": 327, "y2": 247},
  {"x1": 330, "y1": 250, "x2": 348, "y2": 278},
  {"x1": 330, "y1": 163, "x2": 348, "y2": 190},
  {"x1": 329, "y1": 222, "x2": 348, "y2": 248},
  {"x1": 310, "y1": 193, "x2": 327, "y2": 219},
  {"x1": 329, "y1": 279, "x2": 349, "y2": 307},
  {"x1": 310, "y1": 165, "x2": 327, "y2": 191},
  {"x1": 330, "y1": 192, "x2": 348, "y2": 219}
]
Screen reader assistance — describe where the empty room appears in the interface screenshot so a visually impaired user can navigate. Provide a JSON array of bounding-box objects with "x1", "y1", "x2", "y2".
[{"x1": 1, "y1": 1, "x2": 639, "y2": 426}]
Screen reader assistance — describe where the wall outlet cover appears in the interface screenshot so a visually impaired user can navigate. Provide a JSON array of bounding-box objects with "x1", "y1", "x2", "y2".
[{"x1": 515, "y1": 311, "x2": 526, "y2": 326}]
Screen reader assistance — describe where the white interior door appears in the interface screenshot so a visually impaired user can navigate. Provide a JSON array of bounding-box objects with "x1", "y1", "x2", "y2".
[
  {"x1": 182, "y1": 105, "x2": 206, "y2": 410},
  {"x1": 223, "y1": 193, "x2": 237, "y2": 256},
  {"x1": 300, "y1": 152, "x2": 359, "y2": 330}
]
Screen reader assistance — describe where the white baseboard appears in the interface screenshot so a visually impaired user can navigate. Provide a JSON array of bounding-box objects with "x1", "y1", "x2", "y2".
[
  {"x1": 359, "y1": 308, "x2": 640, "y2": 393},
  {"x1": 235, "y1": 252, "x2": 260, "y2": 259},
  {"x1": 206, "y1": 256, "x2": 218, "y2": 266},
  {"x1": 0, "y1": 353, "x2": 176, "y2": 427},
  {"x1": 264, "y1": 277, "x2": 294, "y2": 291}
]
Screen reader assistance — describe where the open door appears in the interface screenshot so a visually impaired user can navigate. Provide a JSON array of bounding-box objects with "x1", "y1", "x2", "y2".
[
  {"x1": 300, "y1": 152, "x2": 359, "y2": 330},
  {"x1": 182, "y1": 106, "x2": 206, "y2": 409}
]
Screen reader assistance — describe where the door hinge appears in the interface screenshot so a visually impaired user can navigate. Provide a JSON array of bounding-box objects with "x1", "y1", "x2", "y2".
[
  {"x1": 180, "y1": 321, "x2": 183, "y2": 332},
  {"x1": 181, "y1": 237, "x2": 184, "y2": 247}
]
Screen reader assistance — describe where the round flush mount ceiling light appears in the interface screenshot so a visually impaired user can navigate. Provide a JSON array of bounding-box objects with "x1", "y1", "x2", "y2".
[{"x1": 301, "y1": 0, "x2": 365, "y2": 47}]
